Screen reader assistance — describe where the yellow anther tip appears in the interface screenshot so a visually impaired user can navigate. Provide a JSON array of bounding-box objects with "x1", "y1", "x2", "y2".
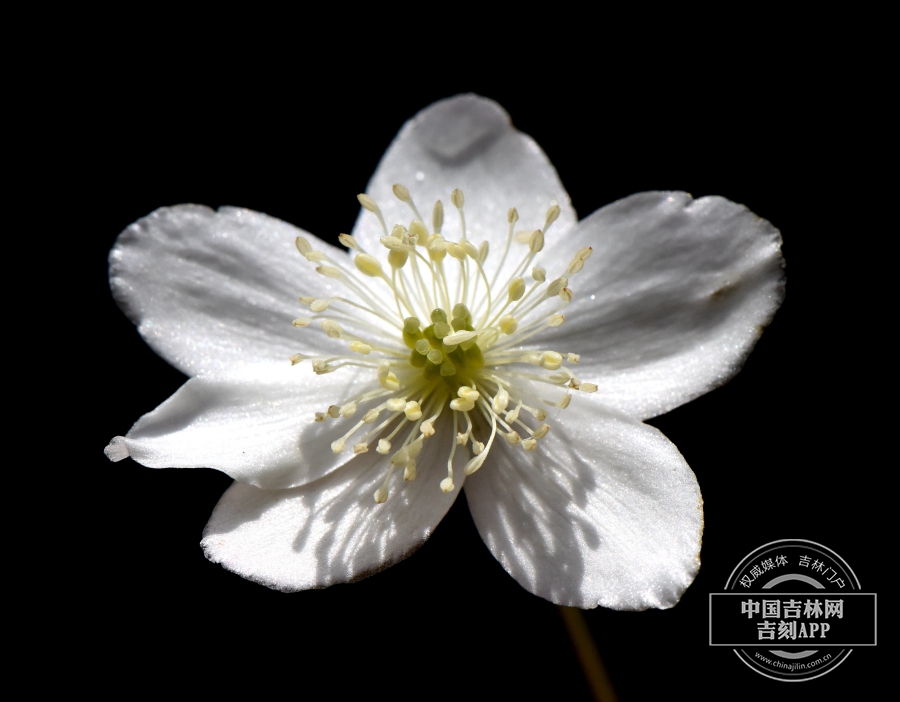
[{"x1": 392, "y1": 184, "x2": 411, "y2": 202}]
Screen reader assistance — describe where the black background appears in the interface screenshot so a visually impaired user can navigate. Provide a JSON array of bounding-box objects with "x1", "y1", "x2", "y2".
[{"x1": 67, "y1": 42, "x2": 885, "y2": 701}]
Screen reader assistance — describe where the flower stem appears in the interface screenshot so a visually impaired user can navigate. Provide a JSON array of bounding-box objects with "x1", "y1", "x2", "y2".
[{"x1": 558, "y1": 606, "x2": 618, "y2": 702}]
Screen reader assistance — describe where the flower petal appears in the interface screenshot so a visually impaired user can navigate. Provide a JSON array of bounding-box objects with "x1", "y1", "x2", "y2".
[
  {"x1": 109, "y1": 204, "x2": 354, "y2": 377},
  {"x1": 464, "y1": 395, "x2": 702, "y2": 610},
  {"x1": 351, "y1": 94, "x2": 576, "y2": 269},
  {"x1": 200, "y1": 421, "x2": 467, "y2": 591},
  {"x1": 547, "y1": 191, "x2": 784, "y2": 419},
  {"x1": 104, "y1": 363, "x2": 381, "y2": 489}
]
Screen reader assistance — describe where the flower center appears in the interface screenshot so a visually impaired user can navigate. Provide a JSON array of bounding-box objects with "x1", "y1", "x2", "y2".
[{"x1": 290, "y1": 185, "x2": 597, "y2": 503}]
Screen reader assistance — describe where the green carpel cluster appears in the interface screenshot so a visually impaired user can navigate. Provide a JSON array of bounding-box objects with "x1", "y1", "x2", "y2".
[{"x1": 404, "y1": 305, "x2": 484, "y2": 391}]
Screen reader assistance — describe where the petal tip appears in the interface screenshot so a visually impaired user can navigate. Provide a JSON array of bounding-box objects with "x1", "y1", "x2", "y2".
[
  {"x1": 104, "y1": 436, "x2": 130, "y2": 462},
  {"x1": 410, "y1": 94, "x2": 510, "y2": 162}
]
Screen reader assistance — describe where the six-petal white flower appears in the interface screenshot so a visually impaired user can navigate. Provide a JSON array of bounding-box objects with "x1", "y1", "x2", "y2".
[{"x1": 104, "y1": 94, "x2": 784, "y2": 610}]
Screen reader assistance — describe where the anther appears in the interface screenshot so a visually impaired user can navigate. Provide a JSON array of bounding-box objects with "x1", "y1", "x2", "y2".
[
  {"x1": 448, "y1": 242, "x2": 466, "y2": 261},
  {"x1": 433, "y1": 201, "x2": 443, "y2": 233},
  {"x1": 321, "y1": 320, "x2": 342, "y2": 338},
  {"x1": 523, "y1": 438, "x2": 537, "y2": 451},
  {"x1": 357, "y1": 194, "x2": 380, "y2": 212},
  {"x1": 458, "y1": 386, "x2": 480, "y2": 402},
  {"x1": 408, "y1": 220, "x2": 428, "y2": 241},
  {"x1": 377, "y1": 362, "x2": 400, "y2": 391},
  {"x1": 386, "y1": 398, "x2": 407, "y2": 412},
  {"x1": 377, "y1": 439, "x2": 392, "y2": 454},
  {"x1": 451, "y1": 189, "x2": 466, "y2": 239},
  {"x1": 331, "y1": 439, "x2": 345, "y2": 454},
  {"x1": 316, "y1": 265, "x2": 342, "y2": 279},
  {"x1": 541, "y1": 351, "x2": 563, "y2": 370},
  {"x1": 289, "y1": 353, "x2": 305, "y2": 365},
  {"x1": 546, "y1": 277, "x2": 568, "y2": 296},
  {"x1": 507, "y1": 207, "x2": 519, "y2": 223},
  {"x1": 498, "y1": 314, "x2": 518, "y2": 335},
  {"x1": 545, "y1": 203, "x2": 561, "y2": 230},
  {"x1": 533, "y1": 423, "x2": 550, "y2": 440},
  {"x1": 559, "y1": 288, "x2": 573, "y2": 302},
  {"x1": 295, "y1": 236, "x2": 313, "y2": 256},
  {"x1": 349, "y1": 341, "x2": 372, "y2": 355},
  {"x1": 339, "y1": 233, "x2": 361, "y2": 251},
  {"x1": 292, "y1": 318, "x2": 311, "y2": 327},
  {"x1": 404, "y1": 460, "x2": 417, "y2": 481},
  {"x1": 449, "y1": 397, "x2": 475, "y2": 412},
  {"x1": 312, "y1": 360, "x2": 334, "y2": 374},
  {"x1": 354, "y1": 443, "x2": 369, "y2": 454},
  {"x1": 404, "y1": 401, "x2": 422, "y2": 420},
  {"x1": 548, "y1": 313, "x2": 565, "y2": 327},
  {"x1": 299, "y1": 296, "x2": 316, "y2": 306},
  {"x1": 363, "y1": 409, "x2": 381, "y2": 423},
  {"x1": 340, "y1": 402, "x2": 357, "y2": 418},
  {"x1": 492, "y1": 387, "x2": 510, "y2": 413},
  {"x1": 529, "y1": 230, "x2": 545, "y2": 253},
  {"x1": 515, "y1": 230, "x2": 535, "y2": 243},
  {"x1": 354, "y1": 253, "x2": 383, "y2": 277},
  {"x1": 310, "y1": 299, "x2": 330, "y2": 312},
  {"x1": 393, "y1": 184, "x2": 412, "y2": 202},
  {"x1": 327, "y1": 405, "x2": 340, "y2": 418},
  {"x1": 504, "y1": 431, "x2": 521, "y2": 445},
  {"x1": 388, "y1": 249, "x2": 408, "y2": 269},
  {"x1": 567, "y1": 247, "x2": 593, "y2": 274},
  {"x1": 508, "y1": 277, "x2": 526, "y2": 302},
  {"x1": 380, "y1": 235, "x2": 405, "y2": 250},
  {"x1": 580, "y1": 383, "x2": 598, "y2": 393},
  {"x1": 567, "y1": 353, "x2": 581, "y2": 364},
  {"x1": 443, "y1": 329, "x2": 478, "y2": 345},
  {"x1": 532, "y1": 267, "x2": 546, "y2": 282}
]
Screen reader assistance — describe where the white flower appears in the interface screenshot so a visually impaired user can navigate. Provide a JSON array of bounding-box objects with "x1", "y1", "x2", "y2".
[{"x1": 104, "y1": 94, "x2": 784, "y2": 610}]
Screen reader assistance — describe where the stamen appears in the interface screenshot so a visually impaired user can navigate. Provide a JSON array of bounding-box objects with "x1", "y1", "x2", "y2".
[
  {"x1": 339, "y1": 233, "x2": 362, "y2": 251},
  {"x1": 393, "y1": 183, "x2": 424, "y2": 222},
  {"x1": 432, "y1": 201, "x2": 444, "y2": 234},
  {"x1": 289, "y1": 184, "x2": 598, "y2": 502},
  {"x1": 544, "y1": 202, "x2": 561, "y2": 232},
  {"x1": 567, "y1": 247, "x2": 593, "y2": 275},
  {"x1": 358, "y1": 193, "x2": 388, "y2": 236},
  {"x1": 451, "y1": 188, "x2": 466, "y2": 240}
]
